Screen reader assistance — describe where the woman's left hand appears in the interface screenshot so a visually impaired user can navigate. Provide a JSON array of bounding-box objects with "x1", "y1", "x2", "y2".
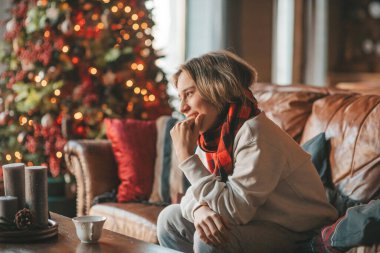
[{"x1": 170, "y1": 114, "x2": 204, "y2": 163}]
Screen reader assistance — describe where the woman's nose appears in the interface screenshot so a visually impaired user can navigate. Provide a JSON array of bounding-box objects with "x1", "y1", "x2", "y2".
[{"x1": 180, "y1": 101, "x2": 190, "y2": 114}]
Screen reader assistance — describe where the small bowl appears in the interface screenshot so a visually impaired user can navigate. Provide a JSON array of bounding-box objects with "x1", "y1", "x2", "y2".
[{"x1": 72, "y1": 216, "x2": 107, "y2": 243}]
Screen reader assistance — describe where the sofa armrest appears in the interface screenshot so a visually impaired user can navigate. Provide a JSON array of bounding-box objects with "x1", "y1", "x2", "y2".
[{"x1": 64, "y1": 140, "x2": 119, "y2": 216}]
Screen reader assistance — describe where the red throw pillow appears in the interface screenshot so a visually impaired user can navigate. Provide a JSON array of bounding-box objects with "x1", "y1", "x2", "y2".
[{"x1": 104, "y1": 118, "x2": 157, "y2": 202}]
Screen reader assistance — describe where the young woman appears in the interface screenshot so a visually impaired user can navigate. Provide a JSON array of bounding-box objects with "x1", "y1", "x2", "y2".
[{"x1": 157, "y1": 51, "x2": 337, "y2": 253}]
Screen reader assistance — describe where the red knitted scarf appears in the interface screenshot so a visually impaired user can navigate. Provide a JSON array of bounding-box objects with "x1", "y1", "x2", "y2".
[{"x1": 198, "y1": 89, "x2": 261, "y2": 181}]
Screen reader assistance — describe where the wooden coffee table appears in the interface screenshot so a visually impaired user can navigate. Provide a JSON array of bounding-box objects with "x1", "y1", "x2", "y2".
[{"x1": 0, "y1": 212, "x2": 180, "y2": 252}]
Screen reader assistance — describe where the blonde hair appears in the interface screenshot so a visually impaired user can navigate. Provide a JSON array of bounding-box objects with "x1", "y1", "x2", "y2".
[{"x1": 173, "y1": 50, "x2": 257, "y2": 112}]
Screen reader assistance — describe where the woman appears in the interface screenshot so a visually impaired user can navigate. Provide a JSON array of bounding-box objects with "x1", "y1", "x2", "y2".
[{"x1": 157, "y1": 51, "x2": 337, "y2": 253}]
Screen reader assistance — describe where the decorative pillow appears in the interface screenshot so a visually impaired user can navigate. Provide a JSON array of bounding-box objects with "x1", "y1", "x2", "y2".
[
  {"x1": 301, "y1": 132, "x2": 362, "y2": 216},
  {"x1": 104, "y1": 118, "x2": 157, "y2": 203},
  {"x1": 302, "y1": 200, "x2": 380, "y2": 253},
  {"x1": 322, "y1": 199, "x2": 380, "y2": 248},
  {"x1": 148, "y1": 116, "x2": 190, "y2": 205},
  {"x1": 301, "y1": 132, "x2": 332, "y2": 187}
]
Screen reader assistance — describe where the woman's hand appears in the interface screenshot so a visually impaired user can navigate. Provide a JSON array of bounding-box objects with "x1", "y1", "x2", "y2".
[
  {"x1": 193, "y1": 205, "x2": 230, "y2": 247},
  {"x1": 170, "y1": 114, "x2": 204, "y2": 163}
]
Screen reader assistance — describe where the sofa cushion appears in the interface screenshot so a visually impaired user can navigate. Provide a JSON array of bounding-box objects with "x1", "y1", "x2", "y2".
[
  {"x1": 105, "y1": 118, "x2": 157, "y2": 202},
  {"x1": 300, "y1": 93, "x2": 380, "y2": 203},
  {"x1": 89, "y1": 202, "x2": 165, "y2": 244},
  {"x1": 149, "y1": 116, "x2": 190, "y2": 204},
  {"x1": 252, "y1": 83, "x2": 328, "y2": 142}
]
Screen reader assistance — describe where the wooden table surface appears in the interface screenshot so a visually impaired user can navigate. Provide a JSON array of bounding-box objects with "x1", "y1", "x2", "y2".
[{"x1": 0, "y1": 212, "x2": 181, "y2": 253}]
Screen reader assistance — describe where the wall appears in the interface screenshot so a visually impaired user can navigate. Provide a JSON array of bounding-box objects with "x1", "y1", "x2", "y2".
[{"x1": 227, "y1": 0, "x2": 274, "y2": 83}]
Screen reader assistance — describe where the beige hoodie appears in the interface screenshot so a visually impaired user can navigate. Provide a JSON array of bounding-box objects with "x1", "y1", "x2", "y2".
[{"x1": 179, "y1": 112, "x2": 338, "y2": 232}]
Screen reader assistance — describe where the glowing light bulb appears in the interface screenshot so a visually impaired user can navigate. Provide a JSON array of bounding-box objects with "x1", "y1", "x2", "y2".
[
  {"x1": 62, "y1": 45, "x2": 70, "y2": 53},
  {"x1": 134, "y1": 87, "x2": 141, "y2": 94},
  {"x1": 125, "y1": 80, "x2": 133, "y2": 87},
  {"x1": 74, "y1": 25, "x2": 81, "y2": 31},
  {"x1": 89, "y1": 67, "x2": 98, "y2": 75},
  {"x1": 124, "y1": 6, "x2": 131, "y2": 13},
  {"x1": 149, "y1": 94, "x2": 155, "y2": 101},
  {"x1": 74, "y1": 112, "x2": 83, "y2": 120},
  {"x1": 132, "y1": 23, "x2": 139, "y2": 30},
  {"x1": 54, "y1": 89, "x2": 61, "y2": 96},
  {"x1": 111, "y1": 6, "x2": 118, "y2": 12},
  {"x1": 137, "y1": 64, "x2": 144, "y2": 71},
  {"x1": 6, "y1": 154, "x2": 11, "y2": 161},
  {"x1": 41, "y1": 80, "x2": 48, "y2": 86},
  {"x1": 56, "y1": 151, "x2": 63, "y2": 158},
  {"x1": 131, "y1": 14, "x2": 138, "y2": 20},
  {"x1": 141, "y1": 89, "x2": 147, "y2": 95}
]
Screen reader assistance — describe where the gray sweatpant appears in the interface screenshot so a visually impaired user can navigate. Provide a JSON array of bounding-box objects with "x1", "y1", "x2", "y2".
[{"x1": 157, "y1": 204, "x2": 313, "y2": 253}]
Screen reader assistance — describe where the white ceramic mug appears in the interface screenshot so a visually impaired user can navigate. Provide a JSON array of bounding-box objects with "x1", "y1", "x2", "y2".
[{"x1": 72, "y1": 216, "x2": 107, "y2": 243}]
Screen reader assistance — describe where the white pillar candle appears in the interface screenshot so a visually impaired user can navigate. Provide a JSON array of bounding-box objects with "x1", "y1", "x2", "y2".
[
  {"x1": 25, "y1": 166, "x2": 49, "y2": 228},
  {"x1": 2, "y1": 163, "x2": 25, "y2": 210},
  {"x1": 0, "y1": 196, "x2": 18, "y2": 223}
]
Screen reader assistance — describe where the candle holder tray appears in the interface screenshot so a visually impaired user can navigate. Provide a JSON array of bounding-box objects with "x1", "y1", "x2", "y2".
[{"x1": 0, "y1": 219, "x2": 58, "y2": 243}]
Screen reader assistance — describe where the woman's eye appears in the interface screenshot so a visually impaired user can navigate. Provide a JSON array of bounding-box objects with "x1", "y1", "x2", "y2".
[{"x1": 186, "y1": 91, "x2": 193, "y2": 97}]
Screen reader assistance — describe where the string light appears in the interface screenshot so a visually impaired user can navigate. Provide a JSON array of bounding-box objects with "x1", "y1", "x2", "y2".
[
  {"x1": 131, "y1": 14, "x2": 138, "y2": 21},
  {"x1": 103, "y1": 0, "x2": 110, "y2": 3},
  {"x1": 28, "y1": 120, "x2": 33, "y2": 126},
  {"x1": 34, "y1": 75, "x2": 42, "y2": 83},
  {"x1": 131, "y1": 63, "x2": 137, "y2": 70},
  {"x1": 44, "y1": 31, "x2": 50, "y2": 38},
  {"x1": 19, "y1": 116, "x2": 28, "y2": 125},
  {"x1": 74, "y1": 112, "x2": 83, "y2": 120},
  {"x1": 74, "y1": 25, "x2": 81, "y2": 31},
  {"x1": 141, "y1": 22, "x2": 148, "y2": 29},
  {"x1": 41, "y1": 80, "x2": 48, "y2": 86},
  {"x1": 134, "y1": 87, "x2": 141, "y2": 94},
  {"x1": 137, "y1": 64, "x2": 144, "y2": 71},
  {"x1": 123, "y1": 33, "x2": 130, "y2": 40},
  {"x1": 27, "y1": 161, "x2": 34, "y2": 166},
  {"x1": 143, "y1": 95, "x2": 149, "y2": 102},
  {"x1": 62, "y1": 45, "x2": 70, "y2": 53},
  {"x1": 56, "y1": 151, "x2": 63, "y2": 158},
  {"x1": 145, "y1": 39, "x2": 152, "y2": 46},
  {"x1": 136, "y1": 32, "x2": 143, "y2": 39},
  {"x1": 54, "y1": 89, "x2": 61, "y2": 96},
  {"x1": 97, "y1": 23, "x2": 105, "y2": 29},
  {"x1": 91, "y1": 14, "x2": 99, "y2": 21},
  {"x1": 6, "y1": 154, "x2": 11, "y2": 161},
  {"x1": 132, "y1": 23, "x2": 139, "y2": 30},
  {"x1": 111, "y1": 6, "x2": 118, "y2": 12},
  {"x1": 125, "y1": 80, "x2": 133, "y2": 87},
  {"x1": 141, "y1": 89, "x2": 147, "y2": 95},
  {"x1": 117, "y1": 2, "x2": 124, "y2": 8},
  {"x1": 148, "y1": 94, "x2": 155, "y2": 101},
  {"x1": 15, "y1": 151, "x2": 22, "y2": 160},
  {"x1": 124, "y1": 6, "x2": 131, "y2": 13},
  {"x1": 89, "y1": 67, "x2": 98, "y2": 75},
  {"x1": 50, "y1": 98, "x2": 57, "y2": 104}
]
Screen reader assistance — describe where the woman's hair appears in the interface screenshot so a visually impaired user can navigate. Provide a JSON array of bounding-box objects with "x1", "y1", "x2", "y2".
[{"x1": 172, "y1": 50, "x2": 257, "y2": 112}]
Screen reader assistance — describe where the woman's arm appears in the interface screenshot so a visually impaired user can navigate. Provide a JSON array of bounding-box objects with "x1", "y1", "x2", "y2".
[{"x1": 180, "y1": 139, "x2": 288, "y2": 225}]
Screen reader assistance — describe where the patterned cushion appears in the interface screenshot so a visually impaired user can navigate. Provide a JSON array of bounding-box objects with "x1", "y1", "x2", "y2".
[{"x1": 148, "y1": 116, "x2": 190, "y2": 204}]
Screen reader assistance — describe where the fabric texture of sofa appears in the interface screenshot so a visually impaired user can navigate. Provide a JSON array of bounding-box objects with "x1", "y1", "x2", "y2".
[{"x1": 64, "y1": 83, "x2": 380, "y2": 252}]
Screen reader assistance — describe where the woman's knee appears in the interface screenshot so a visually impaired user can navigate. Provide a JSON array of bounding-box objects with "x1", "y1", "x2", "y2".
[{"x1": 157, "y1": 204, "x2": 182, "y2": 233}]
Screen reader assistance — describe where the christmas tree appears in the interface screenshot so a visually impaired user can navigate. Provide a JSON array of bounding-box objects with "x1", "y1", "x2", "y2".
[{"x1": 0, "y1": 0, "x2": 172, "y2": 177}]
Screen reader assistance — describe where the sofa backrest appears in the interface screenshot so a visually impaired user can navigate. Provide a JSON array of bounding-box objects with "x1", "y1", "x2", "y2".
[
  {"x1": 301, "y1": 93, "x2": 380, "y2": 203},
  {"x1": 253, "y1": 83, "x2": 380, "y2": 203}
]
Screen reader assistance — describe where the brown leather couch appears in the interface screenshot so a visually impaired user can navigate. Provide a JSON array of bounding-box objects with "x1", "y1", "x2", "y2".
[{"x1": 64, "y1": 83, "x2": 380, "y2": 252}]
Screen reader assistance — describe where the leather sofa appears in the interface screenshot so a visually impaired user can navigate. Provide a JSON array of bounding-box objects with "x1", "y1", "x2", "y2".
[{"x1": 64, "y1": 83, "x2": 380, "y2": 252}]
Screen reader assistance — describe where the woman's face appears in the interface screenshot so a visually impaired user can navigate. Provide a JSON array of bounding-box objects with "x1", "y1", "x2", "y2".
[{"x1": 177, "y1": 71, "x2": 219, "y2": 133}]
